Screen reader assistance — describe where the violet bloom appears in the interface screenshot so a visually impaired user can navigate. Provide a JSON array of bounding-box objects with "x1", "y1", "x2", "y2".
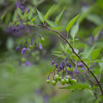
[
  {"x1": 25, "y1": 7, "x2": 30, "y2": 13},
  {"x1": 51, "y1": 60, "x2": 55, "y2": 66},
  {"x1": 21, "y1": 48, "x2": 27, "y2": 54},
  {"x1": 82, "y1": 67, "x2": 85, "y2": 70},
  {"x1": 31, "y1": 38, "x2": 34, "y2": 45},
  {"x1": 66, "y1": 63, "x2": 71, "y2": 68},
  {"x1": 16, "y1": 46, "x2": 19, "y2": 51},
  {"x1": 16, "y1": 2, "x2": 19, "y2": 8},
  {"x1": 39, "y1": 43, "x2": 42, "y2": 50},
  {"x1": 25, "y1": 61, "x2": 31, "y2": 66},
  {"x1": 19, "y1": 23, "x2": 23, "y2": 29},
  {"x1": 19, "y1": 6, "x2": 24, "y2": 9},
  {"x1": 74, "y1": 69, "x2": 80, "y2": 74},
  {"x1": 78, "y1": 62, "x2": 83, "y2": 67},
  {"x1": 55, "y1": 63, "x2": 58, "y2": 68}
]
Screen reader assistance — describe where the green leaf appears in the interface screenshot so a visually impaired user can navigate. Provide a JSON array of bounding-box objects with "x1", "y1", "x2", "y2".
[
  {"x1": 55, "y1": 7, "x2": 66, "y2": 24},
  {"x1": 53, "y1": 54, "x2": 65, "y2": 58},
  {"x1": 27, "y1": 22, "x2": 34, "y2": 25},
  {"x1": 36, "y1": 9, "x2": 44, "y2": 23},
  {"x1": 66, "y1": 14, "x2": 80, "y2": 32},
  {"x1": 59, "y1": 83, "x2": 91, "y2": 90},
  {"x1": 95, "y1": 95, "x2": 103, "y2": 103},
  {"x1": 98, "y1": 57, "x2": 103, "y2": 70},
  {"x1": 28, "y1": 8, "x2": 35, "y2": 20},
  {"x1": 82, "y1": 45, "x2": 96, "y2": 59},
  {"x1": 52, "y1": 26, "x2": 64, "y2": 30},
  {"x1": 30, "y1": 16, "x2": 37, "y2": 22},
  {"x1": 46, "y1": 20, "x2": 57, "y2": 28},
  {"x1": 0, "y1": 10, "x2": 7, "y2": 20},
  {"x1": 52, "y1": 51, "x2": 62, "y2": 54},
  {"x1": 17, "y1": 8, "x2": 23, "y2": 19},
  {"x1": 70, "y1": 22, "x2": 79, "y2": 39},
  {"x1": 23, "y1": 10, "x2": 28, "y2": 19},
  {"x1": 91, "y1": 46, "x2": 101, "y2": 61},
  {"x1": 44, "y1": 5, "x2": 55, "y2": 21}
]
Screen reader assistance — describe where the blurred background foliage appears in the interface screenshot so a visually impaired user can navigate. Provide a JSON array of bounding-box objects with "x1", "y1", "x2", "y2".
[{"x1": 0, "y1": 0, "x2": 103, "y2": 103}]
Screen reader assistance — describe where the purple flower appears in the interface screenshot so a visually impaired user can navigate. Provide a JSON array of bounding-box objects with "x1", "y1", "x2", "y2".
[
  {"x1": 82, "y1": 67, "x2": 85, "y2": 70},
  {"x1": 16, "y1": 46, "x2": 19, "y2": 51},
  {"x1": 19, "y1": 23, "x2": 23, "y2": 29},
  {"x1": 16, "y1": 2, "x2": 19, "y2": 8},
  {"x1": 19, "y1": 6, "x2": 25, "y2": 9},
  {"x1": 55, "y1": 63, "x2": 58, "y2": 68},
  {"x1": 25, "y1": 7, "x2": 30, "y2": 13},
  {"x1": 39, "y1": 43, "x2": 42, "y2": 50},
  {"x1": 51, "y1": 60, "x2": 55, "y2": 66},
  {"x1": 31, "y1": 38, "x2": 34, "y2": 45},
  {"x1": 74, "y1": 69, "x2": 80, "y2": 74},
  {"x1": 66, "y1": 63, "x2": 71, "y2": 68},
  {"x1": 12, "y1": 27, "x2": 16, "y2": 32},
  {"x1": 25, "y1": 61, "x2": 31, "y2": 66},
  {"x1": 21, "y1": 48, "x2": 27, "y2": 54},
  {"x1": 78, "y1": 62, "x2": 83, "y2": 67},
  {"x1": 59, "y1": 64, "x2": 64, "y2": 70}
]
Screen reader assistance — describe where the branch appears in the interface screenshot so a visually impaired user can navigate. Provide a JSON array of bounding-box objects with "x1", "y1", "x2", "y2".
[{"x1": 34, "y1": 24, "x2": 103, "y2": 95}]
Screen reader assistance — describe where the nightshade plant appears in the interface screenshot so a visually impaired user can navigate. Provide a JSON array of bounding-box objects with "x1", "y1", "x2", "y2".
[{"x1": 8, "y1": 2, "x2": 103, "y2": 103}]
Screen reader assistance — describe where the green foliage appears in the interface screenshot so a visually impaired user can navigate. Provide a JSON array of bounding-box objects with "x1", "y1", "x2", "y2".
[
  {"x1": 30, "y1": 16, "x2": 37, "y2": 22},
  {"x1": 91, "y1": 46, "x2": 101, "y2": 61},
  {"x1": 70, "y1": 22, "x2": 79, "y2": 39},
  {"x1": 28, "y1": 8, "x2": 35, "y2": 20},
  {"x1": 95, "y1": 95, "x2": 103, "y2": 103},
  {"x1": 60, "y1": 83, "x2": 91, "y2": 90},
  {"x1": 44, "y1": 5, "x2": 55, "y2": 21},
  {"x1": 36, "y1": 9, "x2": 44, "y2": 23},
  {"x1": 46, "y1": 20, "x2": 57, "y2": 28},
  {"x1": 66, "y1": 14, "x2": 80, "y2": 32},
  {"x1": 55, "y1": 7, "x2": 66, "y2": 24}
]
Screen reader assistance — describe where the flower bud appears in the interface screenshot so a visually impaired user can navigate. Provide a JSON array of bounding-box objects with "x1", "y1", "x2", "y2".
[
  {"x1": 16, "y1": 46, "x2": 19, "y2": 51},
  {"x1": 78, "y1": 62, "x2": 83, "y2": 67},
  {"x1": 66, "y1": 63, "x2": 71, "y2": 68},
  {"x1": 82, "y1": 67, "x2": 85, "y2": 70},
  {"x1": 39, "y1": 43, "x2": 42, "y2": 50},
  {"x1": 21, "y1": 48, "x2": 27, "y2": 54},
  {"x1": 51, "y1": 60, "x2": 55, "y2": 66}
]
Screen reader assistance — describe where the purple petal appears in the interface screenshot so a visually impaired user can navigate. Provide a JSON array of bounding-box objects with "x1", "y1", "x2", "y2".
[
  {"x1": 39, "y1": 43, "x2": 42, "y2": 50},
  {"x1": 82, "y1": 67, "x2": 85, "y2": 70},
  {"x1": 21, "y1": 48, "x2": 27, "y2": 54},
  {"x1": 78, "y1": 62, "x2": 83, "y2": 67},
  {"x1": 25, "y1": 61, "x2": 31, "y2": 66},
  {"x1": 16, "y1": 46, "x2": 19, "y2": 51}
]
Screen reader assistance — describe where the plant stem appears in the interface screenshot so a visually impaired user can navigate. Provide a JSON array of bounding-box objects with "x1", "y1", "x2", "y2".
[{"x1": 34, "y1": 24, "x2": 103, "y2": 95}]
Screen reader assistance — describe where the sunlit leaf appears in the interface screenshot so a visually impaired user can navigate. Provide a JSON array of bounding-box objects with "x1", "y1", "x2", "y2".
[
  {"x1": 46, "y1": 20, "x2": 57, "y2": 28},
  {"x1": 66, "y1": 14, "x2": 80, "y2": 32},
  {"x1": 28, "y1": 8, "x2": 35, "y2": 20},
  {"x1": 30, "y1": 16, "x2": 37, "y2": 22},
  {"x1": 52, "y1": 26, "x2": 64, "y2": 30},
  {"x1": 36, "y1": 9, "x2": 44, "y2": 23},
  {"x1": 70, "y1": 22, "x2": 79, "y2": 39},
  {"x1": 95, "y1": 95, "x2": 103, "y2": 103},
  {"x1": 17, "y1": 8, "x2": 23, "y2": 19},
  {"x1": 55, "y1": 6, "x2": 66, "y2": 24},
  {"x1": 44, "y1": 5, "x2": 55, "y2": 21},
  {"x1": 91, "y1": 46, "x2": 101, "y2": 61}
]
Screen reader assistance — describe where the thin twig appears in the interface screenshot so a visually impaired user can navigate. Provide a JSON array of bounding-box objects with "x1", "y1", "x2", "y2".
[{"x1": 33, "y1": 24, "x2": 103, "y2": 95}]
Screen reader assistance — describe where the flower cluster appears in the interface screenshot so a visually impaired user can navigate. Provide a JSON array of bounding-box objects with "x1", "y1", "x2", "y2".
[
  {"x1": 46, "y1": 56, "x2": 85, "y2": 86},
  {"x1": 16, "y1": 33, "x2": 44, "y2": 66}
]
